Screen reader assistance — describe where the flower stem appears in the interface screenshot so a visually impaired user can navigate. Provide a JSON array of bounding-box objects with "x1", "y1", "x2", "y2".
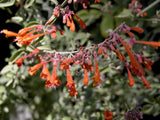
[
  {"x1": 142, "y1": 0, "x2": 160, "y2": 13},
  {"x1": 61, "y1": 0, "x2": 68, "y2": 8}
]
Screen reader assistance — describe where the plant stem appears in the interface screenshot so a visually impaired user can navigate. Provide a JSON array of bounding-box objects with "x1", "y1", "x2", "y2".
[
  {"x1": 61, "y1": 0, "x2": 68, "y2": 7},
  {"x1": 142, "y1": 0, "x2": 160, "y2": 13}
]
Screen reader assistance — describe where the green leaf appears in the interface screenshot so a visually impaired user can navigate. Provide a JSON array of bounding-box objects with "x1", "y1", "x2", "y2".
[
  {"x1": 0, "y1": 0, "x2": 15, "y2": 8},
  {"x1": 50, "y1": 0, "x2": 58, "y2": 6},
  {"x1": 37, "y1": 45, "x2": 51, "y2": 50},
  {"x1": 90, "y1": 4, "x2": 102, "y2": 10},
  {"x1": 100, "y1": 14, "x2": 114, "y2": 37},
  {"x1": 25, "y1": 21, "x2": 39, "y2": 27},
  {"x1": 9, "y1": 49, "x2": 25, "y2": 63},
  {"x1": 116, "y1": 9, "x2": 133, "y2": 18},
  {"x1": 100, "y1": 66, "x2": 111, "y2": 74},
  {"x1": 76, "y1": 9, "x2": 102, "y2": 26},
  {"x1": 1, "y1": 64, "x2": 13, "y2": 75},
  {"x1": 24, "y1": 0, "x2": 35, "y2": 8},
  {"x1": 0, "y1": 86, "x2": 5, "y2": 94},
  {"x1": 10, "y1": 16, "x2": 23, "y2": 23}
]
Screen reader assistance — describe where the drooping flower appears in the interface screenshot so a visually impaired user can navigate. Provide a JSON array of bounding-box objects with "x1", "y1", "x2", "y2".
[
  {"x1": 66, "y1": 69, "x2": 78, "y2": 97},
  {"x1": 115, "y1": 49, "x2": 125, "y2": 61},
  {"x1": 83, "y1": 69, "x2": 89, "y2": 85},
  {"x1": 49, "y1": 26, "x2": 64, "y2": 39},
  {"x1": 126, "y1": 67, "x2": 135, "y2": 86},
  {"x1": 15, "y1": 55, "x2": 28, "y2": 68},
  {"x1": 62, "y1": 7, "x2": 86, "y2": 31},
  {"x1": 15, "y1": 48, "x2": 40, "y2": 67},
  {"x1": 140, "y1": 76, "x2": 151, "y2": 88},
  {"x1": 81, "y1": 62, "x2": 94, "y2": 72},
  {"x1": 30, "y1": 48, "x2": 40, "y2": 55},
  {"x1": 91, "y1": 52, "x2": 102, "y2": 86},
  {"x1": 40, "y1": 63, "x2": 50, "y2": 80},
  {"x1": 28, "y1": 62, "x2": 45, "y2": 76},
  {"x1": 51, "y1": 60, "x2": 61, "y2": 87},
  {"x1": 104, "y1": 110, "x2": 113, "y2": 120},
  {"x1": 59, "y1": 57, "x2": 75, "y2": 70},
  {"x1": 118, "y1": 37, "x2": 145, "y2": 77},
  {"x1": 141, "y1": 56, "x2": 153, "y2": 70},
  {"x1": 72, "y1": 13, "x2": 86, "y2": 29}
]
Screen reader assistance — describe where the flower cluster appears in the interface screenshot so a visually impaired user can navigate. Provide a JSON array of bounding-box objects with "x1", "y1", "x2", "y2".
[
  {"x1": 129, "y1": 0, "x2": 147, "y2": 16},
  {"x1": 1, "y1": 0, "x2": 159, "y2": 99},
  {"x1": 1, "y1": 25, "x2": 45, "y2": 45},
  {"x1": 124, "y1": 104, "x2": 143, "y2": 120},
  {"x1": 45, "y1": 5, "x2": 86, "y2": 32},
  {"x1": 104, "y1": 110, "x2": 113, "y2": 120}
]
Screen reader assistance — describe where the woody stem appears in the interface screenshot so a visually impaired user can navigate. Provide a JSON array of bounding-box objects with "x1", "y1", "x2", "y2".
[{"x1": 142, "y1": 0, "x2": 160, "y2": 13}]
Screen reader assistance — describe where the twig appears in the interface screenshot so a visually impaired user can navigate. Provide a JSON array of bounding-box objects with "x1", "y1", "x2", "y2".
[{"x1": 142, "y1": 0, "x2": 160, "y2": 13}]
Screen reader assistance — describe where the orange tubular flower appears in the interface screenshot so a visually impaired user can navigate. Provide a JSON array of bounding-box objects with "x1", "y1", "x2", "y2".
[
  {"x1": 130, "y1": 27, "x2": 144, "y2": 34},
  {"x1": 18, "y1": 25, "x2": 40, "y2": 36},
  {"x1": 98, "y1": 47, "x2": 102, "y2": 55},
  {"x1": 115, "y1": 49, "x2": 125, "y2": 61},
  {"x1": 59, "y1": 57, "x2": 75, "y2": 70},
  {"x1": 51, "y1": 61, "x2": 61, "y2": 87},
  {"x1": 2, "y1": 29, "x2": 18, "y2": 38},
  {"x1": 140, "y1": 76, "x2": 151, "y2": 88},
  {"x1": 28, "y1": 62, "x2": 45, "y2": 76},
  {"x1": 15, "y1": 56, "x2": 28, "y2": 68},
  {"x1": 51, "y1": 27, "x2": 56, "y2": 38},
  {"x1": 126, "y1": 31, "x2": 135, "y2": 38},
  {"x1": 104, "y1": 110, "x2": 113, "y2": 120},
  {"x1": 83, "y1": 69, "x2": 89, "y2": 85},
  {"x1": 91, "y1": 52, "x2": 102, "y2": 86},
  {"x1": 18, "y1": 33, "x2": 46, "y2": 45},
  {"x1": 81, "y1": 62, "x2": 94, "y2": 72},
  {"x1": 126, "y1": 67, "x2": 135, "y2": 86},
  {"x1": 2, "y1": 25, "x2": 46, "y2": 45},
  {"x1": 69, "y1": 15, "x2": 75, "y2": 31},
  {"x1": 31, "y1": 48, "x2": 40, "y2": 54},
  {"x1": 72, "y1": 13, "x2": 86, "y2": 29},
  {"x1": 40, "y1": 63, "x2": 50, "y2": 79},
  {"x1": 135, "y1": 41, "x2": 160, "y2": 49},
  {"x1": 119, "y1": 38, "x2": 145, "y2": 76},
  {"x1": 66, "y1": 69, "x2": 78, "y2": 97}
]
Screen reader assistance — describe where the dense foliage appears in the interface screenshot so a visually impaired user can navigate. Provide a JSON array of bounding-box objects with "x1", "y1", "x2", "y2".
[{"x1": 0, "y1": 0, "x2": 160, "y2": 120}]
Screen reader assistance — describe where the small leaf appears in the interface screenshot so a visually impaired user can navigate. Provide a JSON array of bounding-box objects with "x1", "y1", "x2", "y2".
[
  {"x1": 1, "y1": 64, "x2": 13, "y2": 75},
  {"x1": 24, "y1": 0, "x2": 35, "y2": 8},
  {"x1": 117, "y1": 9, "x2": 133, "y2": 18},
  {"x1": 0, "y1": 0, "x2": 15, "y2": 8},
  {"x1": 25, "y1": 21, "x2": 39, "y2": 27},
  {"x1": 10, "y1": 16, "x2": 23, "y2": 23},
  {"x1": 50, "y1": 0, "x2": 58, "y2": 6},
  {"x1": 0, "y1": 86, "x2": 5, "y2": 94},
  {"x1": 76, "y1": 9, "x2": 102, "y2": 26},
  {"x1": 100, "y1": 14, "x2": 114, "y2": 37},
  {"x1": 37, "y1": 45, "x2": 51, "y2": 50},
  {"x1": 100, "y1": 66, "x2": 111, "y2": 74},
  {"x1": 90, "y1": 4, "x2": 102, "y2": 10},
  {"x1": 9, "y1": 49, "x2": 25, "y2": 63}
]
